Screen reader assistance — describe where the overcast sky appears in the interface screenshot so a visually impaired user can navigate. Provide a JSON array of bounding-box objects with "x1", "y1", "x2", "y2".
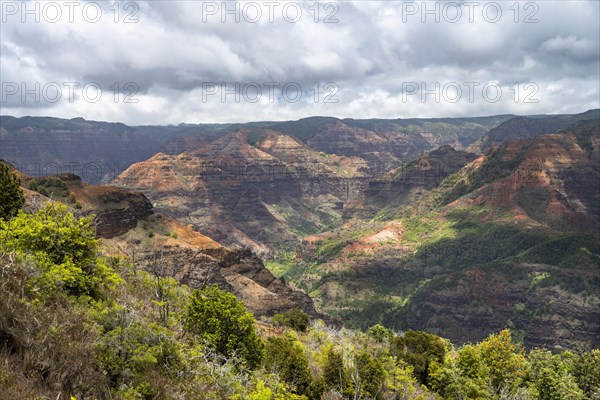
[{"x1": 1, "y1": 0, "x2": 599, "y2": 124}]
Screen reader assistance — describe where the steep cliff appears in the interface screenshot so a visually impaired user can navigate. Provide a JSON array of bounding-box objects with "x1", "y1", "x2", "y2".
[{"x1": 113, "y1": 129, "x2": 371, "y2": 256}]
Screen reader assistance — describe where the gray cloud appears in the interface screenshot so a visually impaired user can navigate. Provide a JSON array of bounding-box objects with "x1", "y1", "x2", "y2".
[{"x1": 1, "y1": 0, "x2": 598, "y2": 124}]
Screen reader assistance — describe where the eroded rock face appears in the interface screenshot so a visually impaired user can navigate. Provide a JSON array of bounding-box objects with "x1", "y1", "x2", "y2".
[
  {"x1": 91, "y1": 192, "x2": 153, "y2": 238},
  {"x1": 217, "y1": 249, "x2": 322, "y2": 317},
  {"x1": 113, "y1": 130, "x2": 373, "y2": 256},
  {"x1": 110, "y1": 237, "x2": 324, "y2": 320},
  {"x1": 98, "y1": 208, "x2": 325, "y2": 319}
]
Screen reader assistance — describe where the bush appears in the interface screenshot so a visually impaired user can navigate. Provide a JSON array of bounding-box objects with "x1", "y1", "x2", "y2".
[
  {"x1": 271, "y1": 308, "x2": 310, "y2": 332},
  {"x1": 185, "y1": 285, "x2": 265, "y2": 369},
  {"x1": 96, "y1": 319, "x2": 182, "y2": 388},
  {"x1": 0, "y1": 203, "x2": 121, "y2": 298}
]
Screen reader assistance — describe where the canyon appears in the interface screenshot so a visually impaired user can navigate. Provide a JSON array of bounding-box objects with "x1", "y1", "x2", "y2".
[{"x1": 2, "y1": 110, "x2": 599, "y2": 349}]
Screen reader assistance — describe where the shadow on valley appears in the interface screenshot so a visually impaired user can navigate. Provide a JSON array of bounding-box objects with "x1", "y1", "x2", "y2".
[{"x1": 313, "y1": 210, "x2": 600, "y2": 349}]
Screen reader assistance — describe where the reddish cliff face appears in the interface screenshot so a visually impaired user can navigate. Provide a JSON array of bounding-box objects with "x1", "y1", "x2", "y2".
[
  {"x1": 113, "y1": 129, "x2": 371, "y2": 256},
  {"x1": 446, "y1": 119, "x2": 600, "y2": 232}
]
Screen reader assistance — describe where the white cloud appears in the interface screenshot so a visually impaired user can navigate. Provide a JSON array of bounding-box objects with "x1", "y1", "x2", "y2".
[{"x1": 1, "y1": 0, "x2": 598, "y2": 124}]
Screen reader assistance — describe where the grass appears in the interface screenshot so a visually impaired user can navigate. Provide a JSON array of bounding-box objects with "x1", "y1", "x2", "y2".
[{"x1": 264, "y1": 251, "x2": 296, "y2": 278}]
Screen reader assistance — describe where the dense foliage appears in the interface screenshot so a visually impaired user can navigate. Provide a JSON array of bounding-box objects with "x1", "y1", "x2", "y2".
[
  {"x1": 185, "y1": 284, "x2": 265, "y2": 370},
  {"x1": 391, "y1": 330, "x2": 447, "y2": 386},
  {"x1": 0, "y1": 163, "x2": 25, "y2": 220},
  {"x1": 1, "y1": 203, "x2": 121, "y2": 298},
  {"x1": 271, "y1": 308, "x2": 310, "y2": 332}
]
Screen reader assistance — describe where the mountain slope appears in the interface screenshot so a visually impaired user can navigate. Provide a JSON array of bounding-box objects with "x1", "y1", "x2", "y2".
[
  {"x1": 283, "y1": 119, "x2": 600, "y2": 349},
  {"x1": 347, "y1": 145, "x2": 478, "y2": 219},
  {"x1": 467, "y1": 109, "x2": 600, "y2": 153},
  {"x1": 113, "y1": 129, "x2": 370, "y2": 256}
]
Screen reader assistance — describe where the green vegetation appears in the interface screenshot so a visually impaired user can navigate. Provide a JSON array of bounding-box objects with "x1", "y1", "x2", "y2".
[
  {"x1": 0, "y1": 163, "x2": 25, "y2": 219},
  {"x1": 264, "y1": 250, "x2": 296, "y2": 278},
  {"x1": 28, "y1": 176, "x2": 70, "y2": 199},
  {"x1": 368, "y1": 324, "x2": 393, "y2": 343},
  {"x1": 392, "y1": 330, "x2": 447, "y2": 387},
  {"x1": 264, "y1": 334, "x2": 313, "y2": 396},
  {"x1": 1, "y1": 203, "x2": 121, "y2": 299},
  {"x1": 297, "y1": 201, "x2": 600, "y2": 331},
  {"x1": 271, "y1": 308, "x2": 310, "y2": 332},
  {"x1": 310, "y1": 225, "x2": 379, "y2": 263},
  {"x1": 186, "y1": 285, "x2": 265, "y2": 370}
]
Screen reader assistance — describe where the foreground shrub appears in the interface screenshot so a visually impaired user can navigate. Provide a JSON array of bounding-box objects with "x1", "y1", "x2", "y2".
[
  {"x1": 271, "y1": 308, "x2": 310, "y2": 332},
  {"x1": 185, "y1": 285, "x2": 265, "y2": 370},
  {"x1": 0, "y1": 203, "x2": 121, "y2": 299}
]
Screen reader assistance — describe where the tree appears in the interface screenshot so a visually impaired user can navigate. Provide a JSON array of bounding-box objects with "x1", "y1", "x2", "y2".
[
  {"x1": 353, "y1": 351, "x2": 385, "y2": 399},
  {"x1": 0, "y1": 202, "x2": 120, "y2": 298},
  {"x1": 0, "y1": 163, "x2": 25, "y2": 220},
  {"x1": 323, "y1": 347, "x2": 352, "y2": 396},
  {"x1": 391, "y1": 330, "x2": 446, "y2": 386},
  {"x1": 428, "y1": 346, "x2": 491, "y2": 400},
  {"x1": 572, "y1": 350, "x2": 600, "y2": 399},
  {"x1": 264, "y1": 334, "x2": 313, "y2": 395},
  {"x1": 271, "y1": 308, "x2": 310, "y2": 332},
  {"x1": 476, "y1": 329, "x2": 528, "y2": 393},
  {"x1": 429, "y1": 331, "x2": 537, "y2": 400},
  {"x1": 185, "y1": 285, "x2": 265, "y2": 369},
  {"x1": 368, "y1": 324, "x2": 393, "y2": 343},
  {"x1": 385, "y1": 358, "x2": 421, "y2": 400}
]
